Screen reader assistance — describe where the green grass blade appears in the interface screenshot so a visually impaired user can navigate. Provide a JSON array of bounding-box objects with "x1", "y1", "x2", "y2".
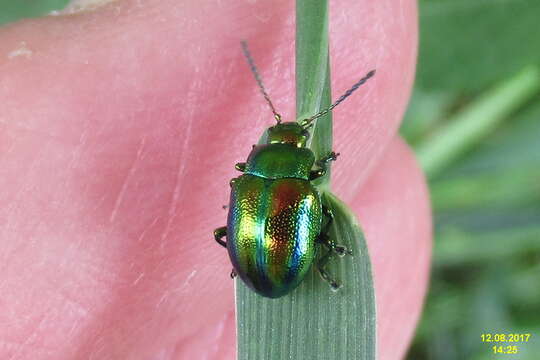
[
  {"x1": 295, "y1": 0, "x2": 330, "y2": 121},
  {"x1": 236, "y1": 1, "x2": 376, "y2": 359},
  {"x1": 296, "y1": 1, "x2": 333, "y2": 189}
]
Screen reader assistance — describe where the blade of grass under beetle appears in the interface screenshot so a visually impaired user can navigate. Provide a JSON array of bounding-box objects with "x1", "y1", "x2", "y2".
[
  {"x1": 236, "y1": 192, "x2": 376, "y2": 360},
  {"x1": 236, "y1": 0, "x2": 377, "y2": 359}
]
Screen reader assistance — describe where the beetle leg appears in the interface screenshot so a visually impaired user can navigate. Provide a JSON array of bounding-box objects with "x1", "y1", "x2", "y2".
[
  {"x1": 309, "y1": 151, "x2": 340, "y2": 180},
  {"x1": 320, "y1": 151, "x2": 340, "y2": 163},
  {"x1": 214, "y1": 226, "x2": 227, "y2": 248},
  {"x1": 315, "y1": 205, "x2": 353, "y2": 291},
  {"x1": 235, "y1": 162, "x2": 246, "y2": 172},
  {"x1": 214, "y1": 228, "x2": 236, "y2": 280},
  {"x1": 316, "y1": 244, "x2": 341, "y2": 291},
  {"x1": 309, "y1": 168, "x2": 325, "y2": 180},
  {"x1": 321, "y1": 206, "x2": 352, "y2": 257}
]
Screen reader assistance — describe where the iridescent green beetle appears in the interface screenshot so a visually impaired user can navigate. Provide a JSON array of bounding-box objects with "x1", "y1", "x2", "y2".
[{"x1": 214, "y1": 42, "x2": 375, "y2": 298}]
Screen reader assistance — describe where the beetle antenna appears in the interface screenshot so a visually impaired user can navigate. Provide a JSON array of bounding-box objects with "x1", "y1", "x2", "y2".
[
  {"x1": 300, "y1": 70, "x2": 376, "y2": 128},
  {"x1": 241, "y1": 41, "x2": 282, "y2": 124}
]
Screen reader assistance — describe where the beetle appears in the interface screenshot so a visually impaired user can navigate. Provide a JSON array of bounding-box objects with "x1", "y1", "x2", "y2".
[{"x1": 214, "y1": 41, "x2": 375, "y2": 298}]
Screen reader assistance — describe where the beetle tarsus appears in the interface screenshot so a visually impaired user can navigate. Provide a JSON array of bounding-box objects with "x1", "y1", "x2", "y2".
[
  {"x1": 323, "y1": 151, "x2": 340, "y2": 163},
  {"x1": 319, "y1": 151, "x2": 340, "y2": 165},
  {"x1": 317, "y1": 249, "x2": 341, "y2": 291},
  {"x1": 330, "y1": 281, "x2": 342, "y2": 292},
  {"x1": 335, "y1": 245, "x2": 350, "y2": 257},
  {"x1": 310, "y1": 151, "x2": 340, "y2": 180}
]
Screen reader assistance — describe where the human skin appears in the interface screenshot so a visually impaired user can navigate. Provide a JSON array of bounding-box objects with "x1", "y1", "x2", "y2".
[{"x1": 0, "y1": 0, "x2": 430, "y2": 359}]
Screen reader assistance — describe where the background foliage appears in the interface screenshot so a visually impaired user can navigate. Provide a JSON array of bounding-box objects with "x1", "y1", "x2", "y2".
[
  {"x1": 0, "y1": 0, "x2": 69, "y2": 25},
  {"x1": 405, "y1": 0, "x2": 540, "y2": 358},
  {"x1": 1, "y1": 0, "x2": 539, "y2": 359}
]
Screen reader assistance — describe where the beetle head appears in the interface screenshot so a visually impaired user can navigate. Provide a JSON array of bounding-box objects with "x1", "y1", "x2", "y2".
[{"x1": 267, "y1": 122, "x2": 310, "y2": 148}]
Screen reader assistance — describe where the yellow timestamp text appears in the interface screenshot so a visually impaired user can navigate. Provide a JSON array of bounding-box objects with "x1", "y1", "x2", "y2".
[
  {"x1": 492, "y1": 345, "x2": 518, "y2": 354},
  {"x1": 481, "y1": 333, "x2": 531, "y2": 343}
]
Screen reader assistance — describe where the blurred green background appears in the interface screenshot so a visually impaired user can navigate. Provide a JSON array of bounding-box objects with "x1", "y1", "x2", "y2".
[
  {"x1": 405, "y1": 0, "x2": 540, "y2": 359},
  {"x1": 1, "y1": 0, "x2": 538, "y2": 359},
  {"x1": 0, "y1": 0, "x2": 69, "y2": 25}
]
